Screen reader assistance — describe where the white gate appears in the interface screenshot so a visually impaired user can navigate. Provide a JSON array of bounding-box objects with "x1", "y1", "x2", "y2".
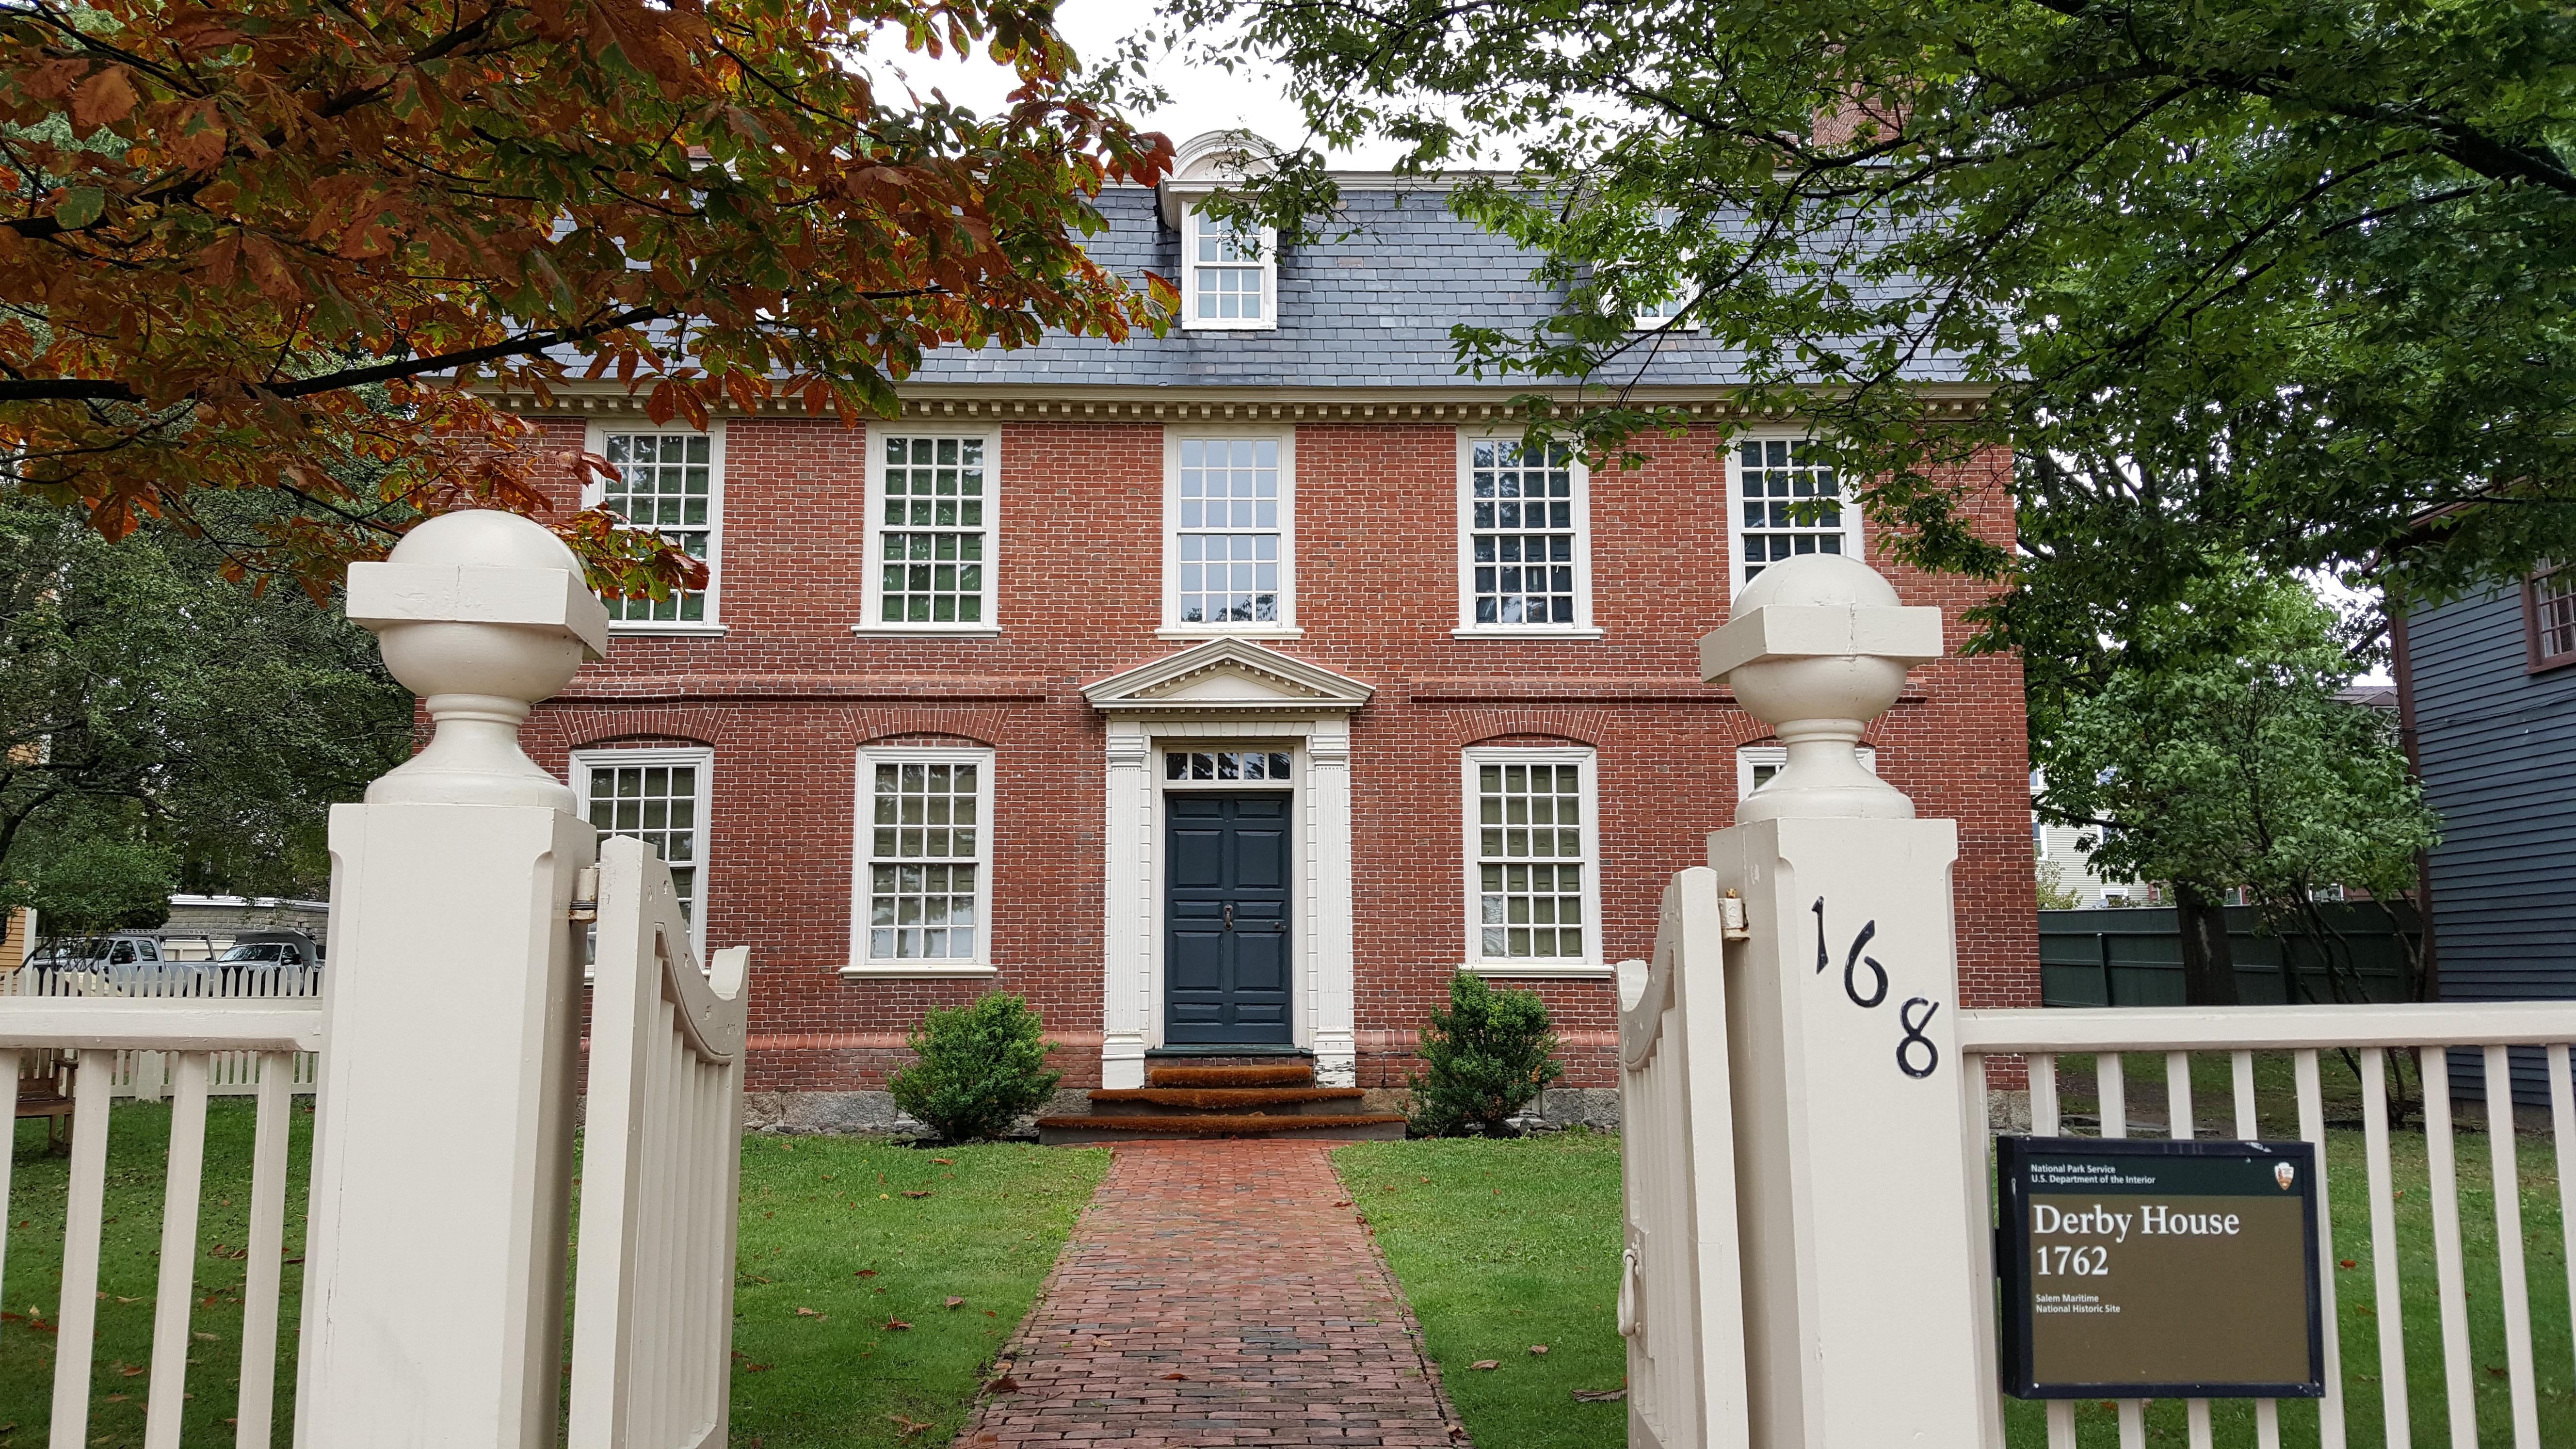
[{"x1": 0, "y1": 511, "x2": 750, "y2": 1449}]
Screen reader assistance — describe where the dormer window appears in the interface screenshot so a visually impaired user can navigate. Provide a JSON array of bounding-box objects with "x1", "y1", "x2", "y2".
[
  {"x1": 1631, "y1": 208, "x2": 1697, "y2": 332},
  {"x1": 1185, "y1": 205, "x2": 1277, "y2": 330}
]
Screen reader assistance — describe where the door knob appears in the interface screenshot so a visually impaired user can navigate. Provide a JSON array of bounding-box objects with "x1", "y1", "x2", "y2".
[{"x1": 1224, "y1": 903, "x2": 1234, "y2": 929}]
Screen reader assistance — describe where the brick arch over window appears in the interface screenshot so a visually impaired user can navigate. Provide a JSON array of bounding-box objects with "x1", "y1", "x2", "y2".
[
  {"x1": 526, "y1": 705, "x2": 732, "y2": 764},
  {"x1": 858, "y1": 728, "x2": 998, "y2": 751}
]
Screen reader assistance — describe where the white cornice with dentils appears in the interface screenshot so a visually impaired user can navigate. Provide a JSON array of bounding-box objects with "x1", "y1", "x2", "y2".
[{"x1": 486, "y1": 382, "x2": 1997, "y2": 422}]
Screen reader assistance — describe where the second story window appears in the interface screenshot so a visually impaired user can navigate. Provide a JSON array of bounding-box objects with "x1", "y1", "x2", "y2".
[
  {"x1": 2530, "y1": 564, "x2": 2576, "y2": 671},
  {"x1": 867, "y1": 432, "x2": 995, "y2": 631},
  {"x1": 1169, "y1": 434, "x2": 1294, "y2": 633},
  {"x1": 1458, "y1": 435, "x2": 1593, "y2": 635},
  {"x1": 1183, "y1": 205, "x2": 1277, "y2": 330},
  {"x1": 1732, "y1": 437, "x2": 1860, "y2": 593},
  {"x1": 593, "y1": 427, "x2": 722, "y2": 628}
]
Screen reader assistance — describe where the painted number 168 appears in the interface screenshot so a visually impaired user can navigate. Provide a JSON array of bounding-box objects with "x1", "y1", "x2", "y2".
[{"x1": 2035, "y1": 1245, "x2": 2109, "y2": 1277}]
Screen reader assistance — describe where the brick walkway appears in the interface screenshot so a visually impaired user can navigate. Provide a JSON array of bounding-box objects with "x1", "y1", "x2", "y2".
[{"x1": 957, "y1": 1140, "x2": 1465, "y2": 1448}]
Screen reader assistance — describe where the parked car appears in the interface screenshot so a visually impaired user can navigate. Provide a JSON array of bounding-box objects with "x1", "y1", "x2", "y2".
[
  {"x1": 27, "y1": 932, "x2": 168, "y2": 970},
  {"x1": 210, "y1": 931, "x2": 323, "y2": 995}
]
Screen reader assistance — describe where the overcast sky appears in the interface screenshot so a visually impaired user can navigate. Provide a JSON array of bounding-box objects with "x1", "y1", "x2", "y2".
[{"x1": 881, "y1": 0, "x2": 1405, "y2": 163}]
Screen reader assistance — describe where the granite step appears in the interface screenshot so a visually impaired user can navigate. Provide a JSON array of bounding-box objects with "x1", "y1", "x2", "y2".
[{"x1": 1035, "y1": 1112, "x2": 1407, "y2": 1144}]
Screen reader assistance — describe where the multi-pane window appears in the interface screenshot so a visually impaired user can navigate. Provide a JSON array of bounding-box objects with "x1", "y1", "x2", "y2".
[
  {"x1": 2531, "y1": 565, "x2": 2576, "y2": 670},
  {"x1": 1467, "y1": 754, "x2": 1596, "y2": 964},
  {"x1": 1734, "y1": 438, "x2": 1856, "y2": 590},
  {"x1": 859, "y1": 753, "x2": 992, "y2": 965},
  {"x1": 1631, "y1": 208, "x2": 1690, "y2": 329},
  {"x1": 1465, "y1": 439, "x2": 1583, "y2": 628},
  {"x1": 575, "y1": 749, "x2": 712, "y2": 953},
  {"x1": 1175, "y1": 437, "x2": 1284, "y2": 626},
  {"x1": 596, "y1": 431, "x2": 718, "y2": 625},
  {"x1": 1188, "y1": 207, "x2": 1272, "y2": 325},
  {"x1": 875, "y1": 435, "x2": 990, "y2": 626},
  {"x1": 1737, "y1": 743, "x2": 1877, "y2": 802},
  {"x1": 1167, "y1": 750, "x2": 1293, "y2": 782}
]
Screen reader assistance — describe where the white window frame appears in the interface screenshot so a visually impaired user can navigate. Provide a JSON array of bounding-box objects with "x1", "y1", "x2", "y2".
[
  {"x1": 1459, "y1": 745, "x2": 1608, "y2": 980},
  {"x1": 1629, "y1": 208, "x2": 1703, "y2": 333},
  {"x1": 1454, "y1": 431, "x2": 1602, "y2": 640},
  {"x1": 1736, "y1": 743, "x2": 1878, "y2": 802},
  {"x1": 856, "y1": 425, "x2": 1001, "y2": 637},
  {"x1": 1180, "y1": 201, "x2": 1279, "y2": 331},
  {"x1": 845, "y1": 744, "x2": 998, "y2": 979},
  {"x1": 581, "y1": 420, "x2": 727, "y2": 634},
  {"x1": 1728, "y1": 432, "x2": 1864, "y2": 596},
  {"x1": 1161, "y1": 427, "x2": 1300, "y2": 639},
  {"x1": 570, "y1": 745, "x2": 714, "y2": 960}
]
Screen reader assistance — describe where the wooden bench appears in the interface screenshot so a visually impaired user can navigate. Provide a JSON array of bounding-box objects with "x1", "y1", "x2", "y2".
[{"x1": 15, "y1": 1061, "x2": 74, "y2": 1155}]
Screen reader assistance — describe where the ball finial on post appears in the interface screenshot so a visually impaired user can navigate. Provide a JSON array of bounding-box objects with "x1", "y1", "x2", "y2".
[
  {"x1": 1699, "y1": 554, "x2": 1944, "y2": 822},
  {"x1": 345, "y1": 510, "x2": 610, "y2": 810}
]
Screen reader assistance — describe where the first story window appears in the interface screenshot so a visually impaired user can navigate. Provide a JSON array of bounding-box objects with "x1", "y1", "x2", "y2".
[
  {"x1": 1465, "y1": 748, "x2": 1601, "y2": 966},
  {"x1": 1732, "y1": 437, "x2": 1858, "y2": 592},
  {"x1": 593, "y1": 428, "x2": 720, "y2": 626},
  {"x1": 2531, "y1": 564, "x2": 2576, "y2": 670},
  {"x1": 855, "y1": 748, "x2": 994, "y2": 966},
  {"x1": 573, "y1": 747, "x2": 712, "y2": 955},
  {"x1": 1461, "y1": 436, "x2": 1589, "y2": 630},
  {"x1": 872, "y1": 433, "x2": 993, "y2": 627}
]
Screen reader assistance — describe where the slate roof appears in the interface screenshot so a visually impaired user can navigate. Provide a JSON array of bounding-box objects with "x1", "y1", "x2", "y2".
[{"x1": 903, "y1": 185, "x2": 1969, "y2": 392}]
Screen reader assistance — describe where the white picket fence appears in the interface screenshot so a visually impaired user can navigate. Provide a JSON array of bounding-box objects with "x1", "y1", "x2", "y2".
[
  {"x1": 1957, "y1": 1004, "x2": 2576, "y2": 1449},
  {"x1": 6, "y1": 963, "x2": 322, "y2": 1099},
  {"x1": 0, "y1": 511, "x2": 750, "y2": 1449}
]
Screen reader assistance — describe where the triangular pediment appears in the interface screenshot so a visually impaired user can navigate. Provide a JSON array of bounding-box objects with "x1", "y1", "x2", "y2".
[{"x1": 1083, "y1": 639, "x2": 1374, "y2": 716}]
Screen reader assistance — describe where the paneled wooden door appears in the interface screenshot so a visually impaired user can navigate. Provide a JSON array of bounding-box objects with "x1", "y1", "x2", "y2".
[{"x1": 1164, "y1": 792, "x2": 1293, "y2": 1044}]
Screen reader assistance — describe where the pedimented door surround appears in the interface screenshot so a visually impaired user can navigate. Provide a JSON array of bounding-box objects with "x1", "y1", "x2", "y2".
[{"x1": 1084, "y1": 639, "x2": 1374, "y2": 1088}]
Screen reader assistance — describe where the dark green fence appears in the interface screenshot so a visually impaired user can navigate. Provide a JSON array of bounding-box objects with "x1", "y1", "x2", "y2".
[{"x1": 2038, "y1": 903, "x2": 2420, "y2": 1007}]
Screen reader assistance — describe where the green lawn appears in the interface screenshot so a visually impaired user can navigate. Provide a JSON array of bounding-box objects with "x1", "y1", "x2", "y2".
[
  {"x1": 1332, "y1": 1132, "x2": 1631, "y2": 1449},
  {"x1": 1339, "y1": 1124, "x2": 2576, "y2": 1449},
  {"x1": 0, "y1": 1107, "x2": 1107, "y2": 1449}
]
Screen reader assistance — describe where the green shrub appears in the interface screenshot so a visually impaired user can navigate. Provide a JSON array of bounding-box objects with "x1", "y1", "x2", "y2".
[
  {"x1": 887, "y1": 993, "x2": 1063, "y2": 1142},
  {"x1": 1405, "y1": 973, "x2": 1565, "y2": 1137}
]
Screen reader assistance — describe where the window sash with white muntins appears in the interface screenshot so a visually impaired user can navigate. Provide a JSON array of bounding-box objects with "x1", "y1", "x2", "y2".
[
  {"x1": 1172, "y1": 435, "x2": 1291, "y2": 629},
  {"x1": 1184, "y1": 206, "x2": 1276, "y2": 329},
  {"x1": 855, "y1": 749, "x2": 994, "y2": 970},
  {"x1": 573, "y1": 748, "x2": 712, "y2": 954},
  {"x1": 2532, "y1": 564, "x2": 2576, "y2": 670},
  {"x1": 1731, "y1": 436, "x2": 1860, "y2": 593},
  {"x1": 869, "y1": 433, "x2": 994, "y2": 629},
  {"x1": 1464, "y1": 749, "x2": 1602, "y2": 973},
  {"x1": 593, "y1": 428, "x2": 720, "y2": 627},
  {"x1": 1460, "y1": 435, "x2": 1591, "y2": 633}
]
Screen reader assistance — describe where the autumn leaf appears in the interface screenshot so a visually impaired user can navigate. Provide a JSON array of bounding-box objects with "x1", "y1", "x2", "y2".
[
  {"x1": 1572, "y1": 1388, "x2": 1628, "y2": 1402},
  {"x1": 985, "y1": 1375, "x2": 1021, "y2": 1395},
  {"x1": 856, "y1": 1269, "x2": 879, "y2": 1278},
  {"x1": 794, "y1": 1307, "x2": 822, "y2": 1319},
  {"x1": 902, "y1": 1191, "x2": 932, "y2": 1199},
  {"x1": 70, "y1": 65, "x2": 137, "y2": 129},
  {"x1": 1528, "y1": 1345, "x2": 1549, "y2": 1355},
  {"x1": 1161, "y1": 1372, "x2": 1188, "y2": 1381},
  {"x1": 1470, "y1": 1360, "x2": 1499, "y2": 1371},
  {"x1": 944, "y1": 1297, "x2": 966, "y2": 1309},
  {"x1": 885, "y1": 1318, "x2": 913, "y2": 1331}
]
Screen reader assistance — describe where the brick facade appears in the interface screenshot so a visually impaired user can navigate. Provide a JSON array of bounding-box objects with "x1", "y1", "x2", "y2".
[{"x1": 513, "y1": 408, "x2": 2036, "y2": 1098}]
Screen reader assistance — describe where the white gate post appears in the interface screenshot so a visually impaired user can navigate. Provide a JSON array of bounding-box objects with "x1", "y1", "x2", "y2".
[
  {"x1": 296, "y1": 512, "x2": 608, "y2": 1448},
  {"x1": 1696, "y1": 554, "x2": 1996, "y2": 1448}
]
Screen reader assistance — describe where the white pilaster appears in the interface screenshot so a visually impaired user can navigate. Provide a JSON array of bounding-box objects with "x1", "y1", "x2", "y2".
[
  {"x1": 1100, "y1": 721, "x2": 1153, "y2": 1088},
  {"x1": 1306, "y1": 718, "x2": 1357, "y2": 1086}
]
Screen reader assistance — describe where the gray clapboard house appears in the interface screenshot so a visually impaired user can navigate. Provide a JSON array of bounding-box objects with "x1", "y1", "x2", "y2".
[{"x1": 2398, "y1": 566, "x2": 2576, "y2": 1100}]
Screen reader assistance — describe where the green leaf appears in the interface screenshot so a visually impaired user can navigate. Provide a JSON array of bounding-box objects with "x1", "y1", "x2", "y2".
[{"x1": 55, "y1": 186, "x2": 106, "y2": 230}]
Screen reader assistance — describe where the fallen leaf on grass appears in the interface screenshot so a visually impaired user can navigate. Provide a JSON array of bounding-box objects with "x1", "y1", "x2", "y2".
[
  {"x1": 102, "y1": 1393, "x2": 127, "y2": 1403},
  {"x1": 1528, "y1": 1345, "x2": 1549, "y2": 1356},
  {"x1": 934, "y1": 1158, "x2": 955, "y2": 1165},
  {"x1": 889, "y1": 1414, "x2": 934, "y2": 1437},
  {"x1": 1470, "y1": 1360, "x2": 1499, "y2": 1371},
  {"x1": 117, "y1": 1364, "x2": 143, "y2": 1377},
  {"x1": 192, "y1": 1332, "x2": 219, "y2": 1342},
  {"x1": 856, "y1": 1269, "x2": 879, "y2": 1277},
  {"x1": 945, "y1": 1297, "x2": 966, "y2": 1309},
  {"x1": 902, "y1": 1191, "x2": 932, "y2": 1199},
  {"x1": 2488, "y1": 1366, "x2": 2507, "y2": 1378},
  {"x1": 741, "y1": 1275, "x2": 773, "y2": 1285},
  {"x1": 985, "y1": 1375, "x2": 1022, "y2": 1395},
  {"x1": 794, "y1": 1307, "x2": 823, "y2": 1319},
  {"x1": 885, "y1": 1318, "x2": 913, "y2": 1331},
  {"x1": 1572, "y1": 1387, "x2": 1626, "y2": 1402}
]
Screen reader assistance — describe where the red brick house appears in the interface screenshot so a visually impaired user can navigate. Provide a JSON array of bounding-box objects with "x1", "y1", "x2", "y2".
[{"x1": 505, "y1": 137, "x2": 2040, "y2": 1130}]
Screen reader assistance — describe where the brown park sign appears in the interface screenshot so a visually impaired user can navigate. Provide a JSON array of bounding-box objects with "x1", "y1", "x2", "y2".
[{"x1": 1997, "y1": 1136, "x2": 2325, "y2": 1400}]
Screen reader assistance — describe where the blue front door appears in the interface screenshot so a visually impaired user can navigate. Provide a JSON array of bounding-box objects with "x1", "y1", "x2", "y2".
[{"x1": 1165, "y1": 793, "x2": 1293, "y2": 1044}]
